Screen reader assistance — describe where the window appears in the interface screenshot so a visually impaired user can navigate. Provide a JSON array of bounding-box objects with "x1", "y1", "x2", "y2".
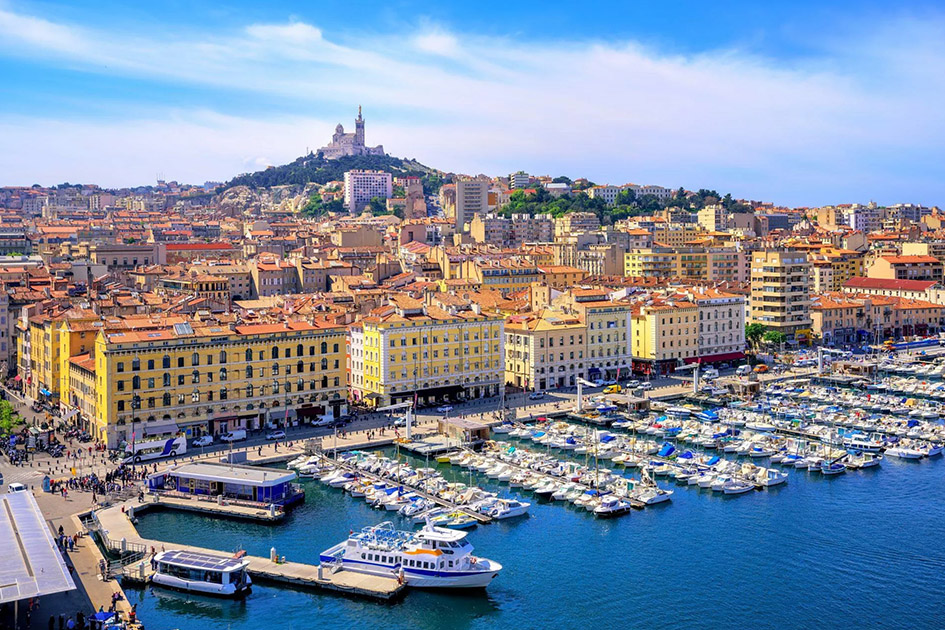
[
  {"x1": 117, "y1": 380, "x2": 125, "y2": 392},
  {"x1": 220, "y1": 368, "x2": 227, "y2": 381},
  {"x1": 147, "y1": 378, "x2": 154, "y2": 389},
  {"x1": 132, "y1": 375, "x2": 141, "y2": 390},
  {"x1": 272, "y1": 363, "x2": 280, "y2": 375},
  {"x1": 320, "y1": 342, "x2": 328, "y2": 354},
  {"x1": 162, "y1": 355, "x2": 170, "y2": 369},
  {"x1": 192, "y1": 370, "x2": 200, "y2": 384},
  {"x1": 245, "y1": 348, "x2": 253, "y2": 361},
  {"x1": 321, "y1": 358, "x2": 328, "y2": 370},
  {"x1": 219, "y1": 350, "x2": 227, "y2": 363},
  {"x1": 163, "y1": 373, "x2": 170, "y2": 387},
  {"x1": 246, "y1": 365, "x2": 253, "y2": 378},
  {"x1": 297, "y1": 361, "x2": 304, "y2": 374},
  {"x1": 132, "y1": 358, "x2": 140, "y2": 371},
  {"x1": 192, "y1": 352, "x2": 200, "y2": 366},
  {"x1": 220, "y1": 387, "x2": 228, "y2": 401},
  {"x1": 272, "y1": 347, "x2": 280, "y2": 359},
  {"x1": 162, "y1": 393, "x2": 171, "y2": 406},
  {"x1": 296, "y1": 344, "x2": 303, "y2": 357},
  {"x1": 177, "y1": 357, "x2": 184, "y2": 368},
  {"x1": 309, "y1": 346, "x2": 315, "y2": 356},
  {"x1": 192, "y1": 390, "x2": 200, "y2": 402},
  {"x1": 117, "y1": 400, "x2": 125, "y2": 411},
  {"x1": 147, "y1": 359, "x2": 154, "y2": 370},
  {"x1": 246, "y1": 384, "x2": 254, "y2": 397},
  {"x1": 117, "y1": 362, "x2": 124, "y2": 373},
  {"x1": 177, "y1": 375, "x2": 185, "y2": 385},
  {"x1": 333, "y1": 343, "x2": 339, "y2": 353}
]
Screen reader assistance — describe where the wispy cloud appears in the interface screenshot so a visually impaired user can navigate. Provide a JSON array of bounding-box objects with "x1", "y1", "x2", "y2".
[{"x1": 0, "y1": 5, "x2": 943, "y2": 205}]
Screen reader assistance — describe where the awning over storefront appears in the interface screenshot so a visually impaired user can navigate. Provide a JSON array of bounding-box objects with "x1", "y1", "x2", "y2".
[
  {"x1": 684, "y1": 352, "x2": 745, "y2": 365},
  {"x1": 39, "y1": 388, "x2": 52, "y2": 396}
]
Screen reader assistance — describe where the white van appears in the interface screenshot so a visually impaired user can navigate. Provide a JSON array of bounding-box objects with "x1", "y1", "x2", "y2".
[
  {"x1": 7, "y1": 482, "x2": 27, "y2": 493},
  {"x1": 735, "y1": 365, "x2": 752, "y2": 376},
  {"x1": 702, "y1": 367, "x2": 719, "y2": 380},
  {"x1": 220, "y1": 429, "x2": 247, "y2": 442}
]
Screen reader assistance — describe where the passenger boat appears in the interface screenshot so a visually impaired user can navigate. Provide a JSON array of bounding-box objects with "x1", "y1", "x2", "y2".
[
  {"x1": 151, "y1": 550, "x2": 251, "y2": 598},
  {"x1": 487, "y1": 499, "x2": 530, "y2": 520},
  {"x1": 319, "y1": 521, "x2": 502, "y2": 588}
]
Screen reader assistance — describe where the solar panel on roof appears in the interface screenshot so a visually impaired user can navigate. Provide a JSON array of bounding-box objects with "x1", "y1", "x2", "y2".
[{"x1": 173, "y1": 322, "x2": 194, "y2": 335}]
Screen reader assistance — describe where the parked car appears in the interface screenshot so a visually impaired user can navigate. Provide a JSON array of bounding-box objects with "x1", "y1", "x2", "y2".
[
  {"x1": 7, "y1": 482, "x2": 27, "y2": 493},
  {"x1": 603, "y1": 385, "x2": 622, "y2": 394},
  {"x1": 638, "y1": 382, "x2": 653, "y2": 391},
  {"x1": 603, "y1": 379, "x2": 617, "y2": 386},
  {"x1": 312, "y1": 417, "x2": 336, "y2": 427},
  {"x1": 626, "y1": 380, "x2": 640, "y2": 388},
  {"x1": 220, "y1": 429, "x2": 247, "y2": 442},
  {"x1": 192, "y1": 435, "x2": 213, "y2": 448},
  {"x1": 436, "y1": 405, "x2": 453, "y2": 413},
  {"x1": 265, "y1": 430, "x2": 286, "y2": 441},
  {"x1": 528, "y1": 392, "x2": 545, "y2": 400},
  {"x1": 754, "y1": 364, "x2": 770, "y2": 373},
  {"x1": 393, "y1": 416, "x2": 409, "y2": 427},
  {"x1": 591, "y1": 379, "x2": 606, "y2": 387}
]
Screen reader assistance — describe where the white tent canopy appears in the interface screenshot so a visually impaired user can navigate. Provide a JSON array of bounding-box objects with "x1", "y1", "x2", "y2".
[{"x1": 0, "y1": 492, "x2": 76, "y2": 604}]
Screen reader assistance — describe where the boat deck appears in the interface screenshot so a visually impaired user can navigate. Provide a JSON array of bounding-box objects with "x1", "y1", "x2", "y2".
[{"x1": 93, "y1": 500, "x2": 405, "y2": 600}]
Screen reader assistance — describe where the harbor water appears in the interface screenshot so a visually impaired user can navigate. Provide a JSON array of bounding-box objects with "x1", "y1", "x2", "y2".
[{"x1": 131, "y1": 448, "x2": 945, "y2": 629}]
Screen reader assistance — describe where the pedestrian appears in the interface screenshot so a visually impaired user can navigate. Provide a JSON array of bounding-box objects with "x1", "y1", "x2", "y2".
[
  {"x1": 58, "y1": 613, "x2": 64, "y2": 630},
  {"x1": 48, "y1": 615, "x2": 55, "y2": 630},
  {"x1": 66, "y1": 616, "x2": 75, "y2": 630}
]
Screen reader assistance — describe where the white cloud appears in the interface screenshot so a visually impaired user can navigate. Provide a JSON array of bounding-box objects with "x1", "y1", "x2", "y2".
[{"x1": 0, "y1": 7, "x2": 943, "y2": 205}]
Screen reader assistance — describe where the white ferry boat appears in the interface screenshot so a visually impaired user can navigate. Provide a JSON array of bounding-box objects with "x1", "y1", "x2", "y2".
[
  {"x1": 151, "y1": 550, "x2": 252, "y2": 597},
  {"x1": 319, "y1": 521, "x2": 502, "y2": 588}
]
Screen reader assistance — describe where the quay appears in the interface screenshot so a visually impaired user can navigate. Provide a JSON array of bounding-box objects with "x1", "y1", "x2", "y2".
[{"x1": 88, "y1": 499, "x2": 406, "y2": 601}]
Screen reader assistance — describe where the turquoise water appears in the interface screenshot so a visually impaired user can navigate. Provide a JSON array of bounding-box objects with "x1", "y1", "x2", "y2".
[{"x1": 130, "y1": 447, "x2": 945, "y2": 630}]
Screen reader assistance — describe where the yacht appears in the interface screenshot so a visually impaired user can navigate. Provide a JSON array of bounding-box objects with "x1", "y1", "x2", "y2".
[
  {"x1": 593, "y1": 496, "x2": 633, "y2": 518},
  {"x1": 151, "y1": 550, "x2": 251, "y2": 598},
  {"x1": 488, "y1": 499, "x2": 531, "y2": 520},
  {"x1": 320, "y1": 521, "x2": 502, "y2": 588}
]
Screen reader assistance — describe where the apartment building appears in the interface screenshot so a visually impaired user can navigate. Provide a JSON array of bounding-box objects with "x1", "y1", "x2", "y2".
[
  {"x1": 454, "y1": 178, "x2": 490, "y2": 230},
  {"x1": 867, "y1": 255, "x2": 944, "y2": 283},
  {"x1": 349, "y1": 295, "x2": 504, "y2": 408},
  {"x1": 343, "y1": 169, "x2": 393, "y2": 214},
  {"x1": 749, "y1": 250, "x2": 813, "y2": 342},
  {"x1": 504, "y1": 309, "x2": 586, "y2": 390},
  {"x1": 631, "y1": 298, "x2": 700, "y2": 377},
  {"x1": 90, "y1": 320, "x2": 347, "y2": 447},
  {"x1": 556, "y1": 289, "x2": 632, "y2": 382}
]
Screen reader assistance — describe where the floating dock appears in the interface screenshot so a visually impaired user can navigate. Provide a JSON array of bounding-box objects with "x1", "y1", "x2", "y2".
[{"x1": 91, "y1": 500, "x2": 406, "y2": 601}]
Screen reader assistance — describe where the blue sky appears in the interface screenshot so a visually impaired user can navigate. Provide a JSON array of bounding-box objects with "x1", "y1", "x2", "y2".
[{"x1": 1, "y1": 0, "x2": 944, "y2": 206}]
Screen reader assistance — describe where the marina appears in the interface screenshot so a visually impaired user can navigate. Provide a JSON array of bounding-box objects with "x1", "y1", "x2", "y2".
[{"x1": 96, "y1": 367, "x2": 945, "y2": 629}]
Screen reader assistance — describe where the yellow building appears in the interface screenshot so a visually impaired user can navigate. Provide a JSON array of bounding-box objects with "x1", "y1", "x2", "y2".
[
  {"x1": 90, "y1": 319, "x2": 347, "y2": 447},
  {"x1": 555, "y1": 289, "x2": 632, "y2": 382},
  {"x1": 630, "y1": 298, "x2": 700, "y2": 378},
  {"x1": 19, "y1": 309, "x2": 99, "y2": 403},
  {"x1": 504, "y1": 308, "x2": 587, "y2": 390},
  {"x1": 624, "y1": 247, "x2": 747, "y2": 283},
  {"x1": 461, "y1": 259, "x2": 542, "y2": 294},
  {"x1": 349, "y1": 295, "x2": 504, "y2": 408},
  {"x1": 538, "y1": 265, "x2": 588, "y2": 289}
]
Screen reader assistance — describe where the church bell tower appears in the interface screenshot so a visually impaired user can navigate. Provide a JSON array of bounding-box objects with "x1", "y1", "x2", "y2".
[{"x1": 354, "y1": 105, "x2": 365, "y2": 146}]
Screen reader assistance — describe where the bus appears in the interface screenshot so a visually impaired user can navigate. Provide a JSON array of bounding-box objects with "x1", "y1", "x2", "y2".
[{"x1": 123, "y1": 435, "x2": 187, "y2": 464}]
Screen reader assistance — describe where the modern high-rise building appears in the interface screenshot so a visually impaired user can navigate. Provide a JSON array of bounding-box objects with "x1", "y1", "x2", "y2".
[
  {"x1": 750, "y1": 249, "x2": 812, "y2": 342},
  {"x1": 454, "y1": 178, "x2": 490, "y2": 230},
  {"x1": 343, "y1": 169, "x2": 393, "y2": 215}
]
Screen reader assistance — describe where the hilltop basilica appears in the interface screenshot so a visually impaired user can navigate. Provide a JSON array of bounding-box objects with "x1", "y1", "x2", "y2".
[{"x1": 318, "y1": 107, "x2": 385, "y2": 159}]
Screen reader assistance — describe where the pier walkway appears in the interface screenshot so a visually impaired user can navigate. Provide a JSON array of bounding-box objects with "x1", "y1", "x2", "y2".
[{"x1": 90, "y1": 499, "x2": 405, "y2": 600}]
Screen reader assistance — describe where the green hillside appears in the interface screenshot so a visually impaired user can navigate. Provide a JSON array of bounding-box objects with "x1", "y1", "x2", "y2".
[{"x1": 224, "y1": 153, "x2": 446, "y2": 193}]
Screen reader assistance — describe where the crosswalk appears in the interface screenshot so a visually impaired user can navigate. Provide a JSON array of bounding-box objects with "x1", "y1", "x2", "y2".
[{"x1": 1, "y1": 467, "x2": 45, "y2": 487}]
